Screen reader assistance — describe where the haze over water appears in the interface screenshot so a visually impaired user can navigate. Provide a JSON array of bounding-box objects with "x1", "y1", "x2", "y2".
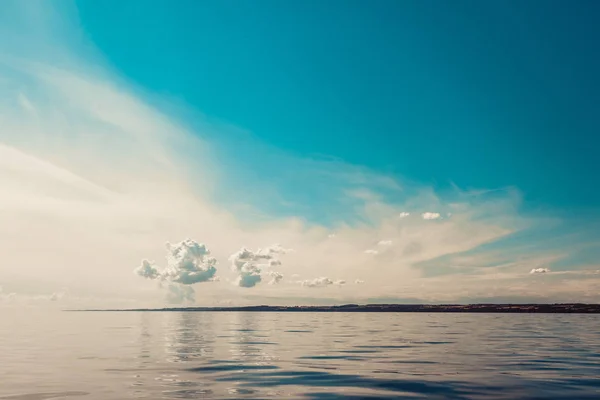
[{"x1": 2, "y1": 311, "x2": 600, "y2": 399}]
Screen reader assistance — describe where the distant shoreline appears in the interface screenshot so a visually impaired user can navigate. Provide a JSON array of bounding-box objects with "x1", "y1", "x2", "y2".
[{"x1": 70, "y1": 303, "x2": 600, "y2": 313}]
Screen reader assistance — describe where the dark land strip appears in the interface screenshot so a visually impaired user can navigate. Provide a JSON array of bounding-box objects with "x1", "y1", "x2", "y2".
[{"x1": 69, "y1": 303, "x2": 600, "y2": 313}]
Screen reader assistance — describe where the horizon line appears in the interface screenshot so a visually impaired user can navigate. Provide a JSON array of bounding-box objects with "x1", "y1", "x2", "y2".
[{"x1": 66, "y1": 303, "x2": 600, "y2": 314}]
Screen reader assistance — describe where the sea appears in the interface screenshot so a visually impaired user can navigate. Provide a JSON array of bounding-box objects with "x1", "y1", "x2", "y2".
[{"x1": 1, "y1": 310, "x2": 600, "y2": 399}]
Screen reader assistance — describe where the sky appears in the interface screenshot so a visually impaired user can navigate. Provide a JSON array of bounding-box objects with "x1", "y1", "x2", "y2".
[{"x1": 1, "y1": 0, "x2": 599, "y2": 307}]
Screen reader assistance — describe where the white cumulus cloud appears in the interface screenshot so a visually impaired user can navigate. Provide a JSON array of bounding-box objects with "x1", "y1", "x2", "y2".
[
  {"x1": 364, "y1": 249, "x2": 379, "y2": 255},
  {"x1": 422, "y1": 212, "x2": 441, "y2": 220},
  {"x1": 378, "y1": 240, "x2": 393, "y2": 246},
  {"x1": 134, "y1": 239, "x2": 218, "y2": 302},
  {"x1": 162, "y1": 240, "x2": 217, "y2": 285},
  {"x1": 229, "y1": 244, "x2": 289, "y2": 288},
  {"x1": 530, "y1": 268, "x2": 550, "y2": 274}
]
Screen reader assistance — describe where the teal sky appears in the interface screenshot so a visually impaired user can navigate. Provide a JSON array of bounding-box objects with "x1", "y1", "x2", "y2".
[
  {"x1": 74, "y1": 0, "x2": 600, "y2": 211},
  {"x1": 1, "y1": 0, "x2": 599, "y2": 305}
]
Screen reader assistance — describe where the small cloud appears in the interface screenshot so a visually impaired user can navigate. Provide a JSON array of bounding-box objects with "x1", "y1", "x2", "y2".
[
  {"x1": 377, "y1": 240, "x2": 393, "y2": 246},
  {"x1": 301, "y1": 277, "x2": 334, "y2": 288},
  {"x1": 398, "y1": 212, "x2": 410, "y2": 218},
  {"x1": 268, "y1": 271, "x2": 284, "y2": 285},
  {"x1": 355, "y1": 279, "x2": 365, "y2": 284},
  {"x1": 364, "y1": 249, "x2": 379, "y2": 255},
  {"x1": 328, "y1": 234, "x2": 336, "y2": 238},
  {"x1": 135, "y1": 259, "x2": 161, "y2": 280},
  {"x1": 422, "y1": 212, "x2": 441, "y2": 220},
  {"x1": 530, "y1": 268, "x2": 550, "y2": 274},
  {"x1": 334, "y1": 279, "x2": 346, "y2": 286}
]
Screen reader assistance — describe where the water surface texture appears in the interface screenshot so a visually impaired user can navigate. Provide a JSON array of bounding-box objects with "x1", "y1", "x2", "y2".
[{"x1": 2, "y1": 311, "x2": 600, "y2": 399}]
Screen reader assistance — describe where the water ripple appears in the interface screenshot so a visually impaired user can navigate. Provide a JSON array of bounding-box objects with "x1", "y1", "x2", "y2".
[{"x1": 2, "y1": 312, "x2": 600, "y2": 399}]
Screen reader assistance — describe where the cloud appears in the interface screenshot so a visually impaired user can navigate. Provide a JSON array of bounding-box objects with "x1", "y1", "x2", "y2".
[
  {"x1": 301, "y1": 277, "x2": 333, "y2": 287},
  {"x1": 134, "y1": 239, "x2": 218, "y2": 302},
  {"x1": 300, "y1": 277, "x2": 345, "y2": 287},
  {"x1": 229, "y1": 244, "x2": 289, "y2": 288},
  {"x1": 398, "y1": 212, "x2": 410, "y2": 218},
  {"x1": 135, "y1": 260, "x2": 161, "y2": 280},
  {"x1": 364, "y1": 249, "x2": 379, "y2": 255},
  {"x1": 236, "y1": 263, "x2": 262, "y2": 288},
  {"x1": 268, "y1": 271, "x2": 284, "y2": 285},
  {"x1": 422, "y1": 212, "x2": 441, "y2": 220},
  {"x1": 300, "y1": 277, "x2": 346, "y2": 288},
  {"x1": 378, "y1": 240, "x2": 393, "y2": 246},
  {"x1": 530, "y1": 268, "x2": 550, "y2": 274},
  {"x1": 355, "y1": 279, "x2": 365, "y2": 284},
  {"x1": 229, "y1": 245, "x2": 289, "y2": 269},
  {"x1": 162, "y1": 240, "x2": 217, "y2": 285}
]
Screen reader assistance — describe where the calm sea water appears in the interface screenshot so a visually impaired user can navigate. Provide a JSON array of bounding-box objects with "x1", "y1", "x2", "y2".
[{"x1": 1, "y1": 310, "x2": 600, "y2": 399}]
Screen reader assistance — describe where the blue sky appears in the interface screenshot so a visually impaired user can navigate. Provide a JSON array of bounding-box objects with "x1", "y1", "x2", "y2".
[
  {"x1": 74, "y1": 0, "x2": 600, "y2": 211},
  {"x1": 1, "y1": 1, "x2": 599, "y2": 306}
]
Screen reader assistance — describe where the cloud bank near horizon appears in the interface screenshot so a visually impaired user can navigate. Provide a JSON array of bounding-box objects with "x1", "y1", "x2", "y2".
[{"x1": 0, "y1": 1, "x2": 599, "y2": 307}]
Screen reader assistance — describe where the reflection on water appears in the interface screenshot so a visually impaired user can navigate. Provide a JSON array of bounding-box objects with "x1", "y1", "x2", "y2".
[{"x1": 1, "y1": 311, "x2": 600, "y2": 399}]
